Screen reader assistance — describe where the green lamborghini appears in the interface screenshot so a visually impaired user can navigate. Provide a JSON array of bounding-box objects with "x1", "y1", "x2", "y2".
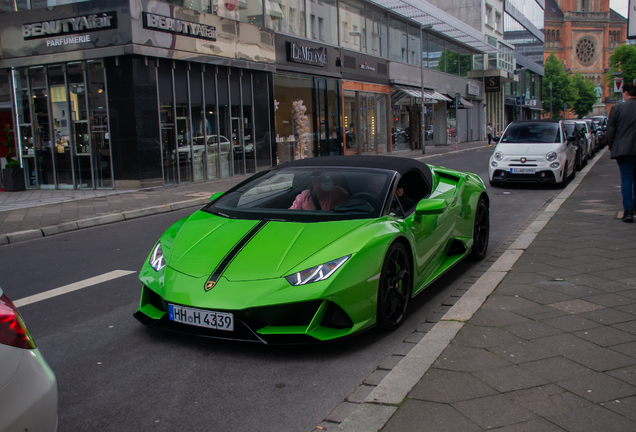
[{"x1": 134, "y1": 156, "x2": 489, "y2": 344}]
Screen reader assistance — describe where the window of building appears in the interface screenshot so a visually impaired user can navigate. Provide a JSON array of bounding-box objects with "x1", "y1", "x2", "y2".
[
  {"x1": 340, "y1": 0, "x2": 366, "y2": 52},
  {"x1": 408, "y1": 24, "x2": 421, "y2": 66},
  {"x1": 365, "y1": 9, "x2": 388, "y2": 58},
  {"x1": 427, "y1": 34, "x2": 444, "y2": 71},
  {"x1": 271, "y1": 0, "x2": 306, "y2": 37},
  {"x1": 485, "y1": 4, "x2": 493, "y2": 27},
  {"x1": 495, "y1": 12, "x2": 501, "y2": 32},
  {"x1": 389, "y1": 17, "x2": 408, "y2": 62},
  {"x1": 445, "y1": 42, "x2": 459, "y2": 75},
  {"x1": 459, "y1": 48, "x2": 473, "y2": 77}
]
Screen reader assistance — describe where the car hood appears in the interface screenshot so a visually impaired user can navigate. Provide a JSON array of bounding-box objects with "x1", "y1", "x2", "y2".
[
  {"x1": 166, "y1": 211, "x2": 368, "y2": 280},
  {"x1": 494, "y1": 143, "x2": 563, "y2": 156}
]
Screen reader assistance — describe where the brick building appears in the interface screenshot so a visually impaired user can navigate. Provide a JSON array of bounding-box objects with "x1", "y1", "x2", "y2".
[{"x1": 544, "y1": 0, "x2": 627, "y2": 115}]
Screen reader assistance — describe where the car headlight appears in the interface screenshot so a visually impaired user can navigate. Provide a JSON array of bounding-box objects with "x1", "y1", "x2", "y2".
[
  {"x1": 494, "y1": 152, "x2": 504, "y2": 161},
  {"x1": 285, "y1": 255, "x2": 351, "y2": 286},
  {"x1": 149, "y1": 242, "x2": 166, "y2": 271},
  {"x1": 546, "y1": 151, "x2": 558, "y2": 161}
]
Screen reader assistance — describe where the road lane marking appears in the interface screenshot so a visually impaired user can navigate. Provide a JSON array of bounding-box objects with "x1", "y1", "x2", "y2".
[{"x1": 14, "y1": 270, "x2": 136, "y2": 307}]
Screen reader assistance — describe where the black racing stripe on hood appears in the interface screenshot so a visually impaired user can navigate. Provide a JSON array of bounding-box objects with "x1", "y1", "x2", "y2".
[{"x1": 204, "y1": 220, "x2": 269, "y2": 292}]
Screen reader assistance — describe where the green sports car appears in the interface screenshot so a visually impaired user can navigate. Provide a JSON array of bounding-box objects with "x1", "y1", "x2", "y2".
[{"x1": 134, "y1": 156, "x2": 489, "y2": 344}]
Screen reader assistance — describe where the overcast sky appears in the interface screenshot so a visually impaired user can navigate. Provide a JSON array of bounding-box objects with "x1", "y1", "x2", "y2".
[{"x1": 610, "y1": 0, "x2": 628, "y2": 17}]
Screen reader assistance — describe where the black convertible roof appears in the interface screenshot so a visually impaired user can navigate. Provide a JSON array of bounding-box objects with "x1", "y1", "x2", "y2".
[{"x1": 279, "y1": 155, "x2": 432, "y2": 185}]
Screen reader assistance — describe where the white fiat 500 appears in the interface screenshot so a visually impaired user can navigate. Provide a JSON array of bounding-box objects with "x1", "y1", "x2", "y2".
[{"x1": 488, "y1": 120, "x2": 577, "y2": 187}]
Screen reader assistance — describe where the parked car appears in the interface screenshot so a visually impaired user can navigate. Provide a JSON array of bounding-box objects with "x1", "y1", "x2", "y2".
[
  {"x1": 562, "y1": 121, "x2": 588, "y2": 170},
  {"x1": 584, "y1": 116, "x2": 607, "y2": 148},
  {"x1": 574, "y1": 119, "x2": 596, "y2": 158},
  {"x1": 489, "y1": 120, "x2": 577, "y2": 187},
  {"x1": 134, "y1": 156, "x2": 489, "y2": 343},
  {"x1": 0, "y1": 288, "x2": 58, "y2": 432},
  {"x1": 583, "y1": 119, "x2": 601, "y2": 152}
]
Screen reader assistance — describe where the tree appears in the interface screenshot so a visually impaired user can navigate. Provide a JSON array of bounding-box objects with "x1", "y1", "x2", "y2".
[
  {"x1": 604, "y1": 44, "x2": 636, "y2": 87},
  {"x1": 570, "y1": 73, "x2": 597, "y2": 118},
  {"x1": 542, "y1": 53, "x2": 577, "y2": 119}
]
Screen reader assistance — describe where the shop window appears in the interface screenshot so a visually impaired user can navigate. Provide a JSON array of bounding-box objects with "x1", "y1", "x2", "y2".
[
  {"x1": 253, "y1": 73, "x2": 272, "y2": 171},
  {"x1": 189, "y1": 63, "x2": 206, "y2": 182},
  {"x1": 204, "y1": 65, "x2": 220, "y2": 180},
  {"x1": 217, "y1": 67, "x2": 232, "y2": 178},
  {"x1": 158, "y1": 63, "x2": 177, "y2": 185},
  {"x1": 86, "y1": 61, "x2": 112, "y2": 189},
  {"x1": 30, "y1": 66, "x2": 55, "y2": 189},
  {"x1": 174, "y1": 62, "x2": 192, "y2": 183},
  {"x1": 273, "y1": 74, "x2": 314, "y2": 162}
]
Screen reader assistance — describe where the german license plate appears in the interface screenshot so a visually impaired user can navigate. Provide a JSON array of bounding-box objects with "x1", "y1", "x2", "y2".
[
  {"x1": 511, "y1": 168, "x2": 535, "y2": 174},
  {"x1": 169, "y1": 304, "x2": 234, "y2": 331}
]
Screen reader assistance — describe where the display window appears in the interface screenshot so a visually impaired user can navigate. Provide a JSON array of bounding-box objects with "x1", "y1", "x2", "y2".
[
  {"x1": 9, "y1": 60, "x2": 113, "y2": 190},
  {"x1": 273, "y1": 73, "x2": 341, "y2": 163}
]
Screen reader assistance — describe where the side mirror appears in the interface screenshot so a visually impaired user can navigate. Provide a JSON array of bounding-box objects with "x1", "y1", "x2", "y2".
[
  {"x1": 415, "y1": 199, "x2": 447, "y2": 216},
  {"x1": 210, "y1": 192, "x2": 224, "y2": 202},
  {"x1": 567, "y1": 135, "x2": 577, "y2": 143},
  {"x1": 493, "y1": 136, "x2": 500, "y2": 143}
]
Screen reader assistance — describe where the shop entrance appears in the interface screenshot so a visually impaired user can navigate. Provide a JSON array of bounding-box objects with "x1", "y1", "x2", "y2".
[
  {"x1": 343, "y1": 87, "x2": 389, "y2": 155},
  {"x1": 10, "y1": 61, "x2": 113, "y2": 189}
]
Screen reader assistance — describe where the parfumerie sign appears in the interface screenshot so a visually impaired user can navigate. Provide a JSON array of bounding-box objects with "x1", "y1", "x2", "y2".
[
  {"x1": 143, "y1": 12, "x2": 216, "y2": 41},
  {"x1": 287, "y1": 41, "x2": 327, "y2": 66},
  {"x1": 22, "y1": 12, "x2": 117, "y2": 47}
]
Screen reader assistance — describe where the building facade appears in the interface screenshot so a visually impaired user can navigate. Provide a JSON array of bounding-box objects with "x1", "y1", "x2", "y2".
[
  {"x1": 544, "y1": 0, "x2": 627, "y2": 114},
  {"x1": 0, "y1": 0, "x2": 493, "y2": 190}
]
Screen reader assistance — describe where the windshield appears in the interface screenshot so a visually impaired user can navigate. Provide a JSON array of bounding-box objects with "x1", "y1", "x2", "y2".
[
  {"x1": 204, "y1": 167, "x2": 396, "y2": 222},
  {"x1": 500, "y1": 123, "x2": 562, "y2": 144}
]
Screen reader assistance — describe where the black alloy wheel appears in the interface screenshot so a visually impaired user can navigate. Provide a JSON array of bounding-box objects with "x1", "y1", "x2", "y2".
[
  {"x1": 377, "y1": 242, "x2": 412, "y2": 330},
  {"x1": 469, "y1": 197, "x2": 489, "y2": 260}
]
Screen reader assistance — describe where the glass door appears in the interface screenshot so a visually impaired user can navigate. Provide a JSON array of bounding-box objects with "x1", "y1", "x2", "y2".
[
  {"x1": 48, "y1": 65, "x2": 73, "y2": 188},
  {"x1": 158, "y1": 64, "x2": 176, "y2": 185},
  {"x1": 87, "y1": 61, "x2": 112, "y2": 189},
  {"x1": 343, "y1": 90, "x2": 357, "y2": 155},
  {"x1": 13, "y1": 68, "x2": 36, "y2": 188},
  {"x1": 30, "y1": 66, "x2": 55, "y2": 188},
  {"x1": 68, "y1": 63, "x2": 92, "y2": 189},
  {"x1": 217, "y1": 68, "x2": 231, "y2": 178}
]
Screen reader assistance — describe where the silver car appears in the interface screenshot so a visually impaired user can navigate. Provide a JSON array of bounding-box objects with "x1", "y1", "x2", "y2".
[
  {"x1": 488, "y1": 120, "x2": 577, "y2": 187},
  {"x1": 0, "y1": 287, "x2": 58, "y2": 432}
]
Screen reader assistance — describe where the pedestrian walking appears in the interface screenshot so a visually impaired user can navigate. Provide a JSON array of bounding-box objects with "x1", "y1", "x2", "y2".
[
  {"x1": 606, "y1": 82, "x2": 636, "y2": 223},
  {"x1": 487, "y1": 123, "x2": 493, "y2": 145}
]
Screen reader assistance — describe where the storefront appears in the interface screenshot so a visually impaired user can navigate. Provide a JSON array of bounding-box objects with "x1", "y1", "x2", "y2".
[
  {"x1": 340, "y1": 51, "x2": 390, "y2": 155},
  {"x1": 273, "y1": 36, "x2": 342, "y2": 163},
  {"x1": 0, "y1": 0, "x2": 276, "y2": 189}
]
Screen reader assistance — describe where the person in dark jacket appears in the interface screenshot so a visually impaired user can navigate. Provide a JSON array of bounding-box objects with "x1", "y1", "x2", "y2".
[{"x1": 606, "y1": 82, "x2": 636, "y2": 223}]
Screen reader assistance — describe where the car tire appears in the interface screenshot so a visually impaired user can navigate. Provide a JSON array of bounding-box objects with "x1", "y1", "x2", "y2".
[
  {"x1": 377, "y1": 242, "x2": 412, "y2": 330},
  {"x1": 469, "y1": 196, "x2": 489, "y2": 261}
]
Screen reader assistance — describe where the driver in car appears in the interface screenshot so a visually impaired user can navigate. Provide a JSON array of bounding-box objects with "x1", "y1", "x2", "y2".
[{"x1": 290, "y1": 174, "x2": 349, "y2": 211}]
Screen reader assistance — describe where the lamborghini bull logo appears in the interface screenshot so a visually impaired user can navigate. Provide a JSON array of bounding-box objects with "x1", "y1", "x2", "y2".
[{"x1": 205, "y1": 281, "x2": 216, "y2": 291}]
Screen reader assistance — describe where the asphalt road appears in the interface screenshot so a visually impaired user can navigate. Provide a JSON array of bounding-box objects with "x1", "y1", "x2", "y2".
[{"x1": 0, "y1": 149, "x2": 562, "y2": 432}]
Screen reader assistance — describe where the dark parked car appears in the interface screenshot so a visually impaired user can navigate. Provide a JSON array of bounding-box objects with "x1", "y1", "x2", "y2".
[{"x1": 563, "y1": 121, "x2": 588, "y2": 171}]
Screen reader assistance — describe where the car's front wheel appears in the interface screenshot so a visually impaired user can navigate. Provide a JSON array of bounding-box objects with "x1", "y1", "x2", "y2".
[
  {"x1": 377, "y1": 242, "x2": 412, "y2": 330},
  {"x1": 470, "y1": 197, "x2": 489, "y2": 260}
]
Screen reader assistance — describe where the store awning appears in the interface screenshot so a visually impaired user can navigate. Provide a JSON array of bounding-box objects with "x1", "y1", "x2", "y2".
[
  {"x1": 392, "y1": 86, "x2": 452, "y2": 103},
  {"x1": 447, "y1": 94, "x2": 474, "y2": 109}
]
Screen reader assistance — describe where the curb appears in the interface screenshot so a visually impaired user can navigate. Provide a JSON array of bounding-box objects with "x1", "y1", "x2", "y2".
[
  {"x1": 333, "y1": 147, "x2": 608, "y2": 431},
  {"x1": 0, "y1": 198, "x2": 208, "y2": 245}
]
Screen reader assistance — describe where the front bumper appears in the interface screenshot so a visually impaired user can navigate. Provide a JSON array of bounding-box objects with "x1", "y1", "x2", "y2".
[
  {"x1": 489, "y1": 168, "x2": 558, "y2": 184},
  {"x1": 134, "y1": 284, "x2": 364, "y2": 344}
]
